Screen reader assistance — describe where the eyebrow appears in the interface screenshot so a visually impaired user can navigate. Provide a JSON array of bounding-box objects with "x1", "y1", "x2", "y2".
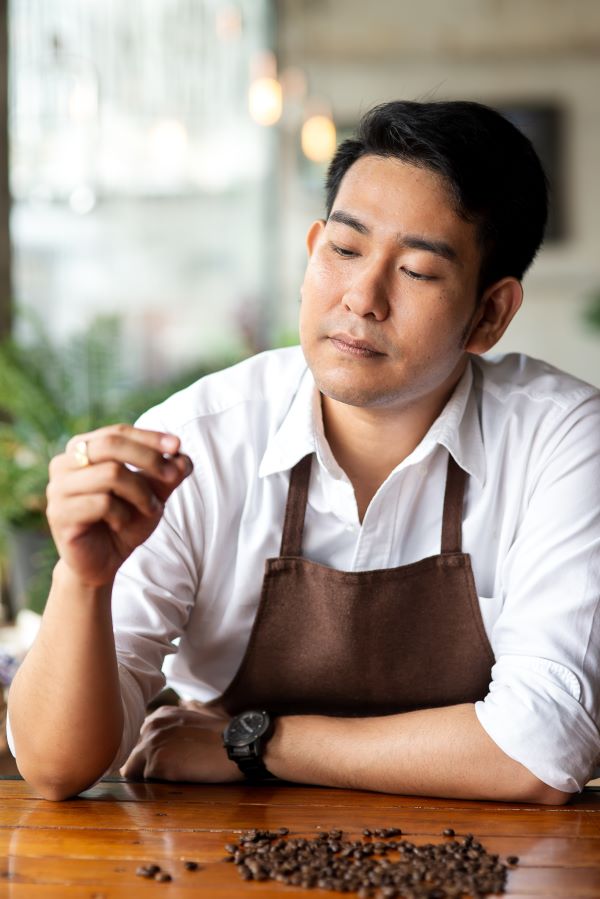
[
  {"x1": 328, "y1": 209, "x2": 460, "y2": 265},
  {"x1": 328, "y1": 210, "x2": 370, "y2": 234}
]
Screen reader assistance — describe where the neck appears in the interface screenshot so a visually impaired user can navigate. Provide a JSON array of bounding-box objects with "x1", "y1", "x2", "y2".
[{"x1": 321, "y1": 366, "x2": 468, "y2": 521}]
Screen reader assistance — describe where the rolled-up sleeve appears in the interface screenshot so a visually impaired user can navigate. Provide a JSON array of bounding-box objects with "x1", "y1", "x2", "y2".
[
  {"x1": 475, "y1": 394, "x2": 600, "y2": 792},
  {"x1": 475, "y1": 656, "x2": 599, "y2": 791}
]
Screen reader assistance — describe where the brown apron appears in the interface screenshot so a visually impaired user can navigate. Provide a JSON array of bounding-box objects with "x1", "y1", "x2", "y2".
[{"x1": 214, "y1": 452, "x2": 494, "y2": 718}]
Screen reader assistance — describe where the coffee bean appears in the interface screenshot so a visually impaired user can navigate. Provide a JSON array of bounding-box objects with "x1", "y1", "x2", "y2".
[
  {"x1": 183, "y1": 860, "x2": 199, "y2": 871},
  {"x1": 135, "y1": 863, "x2": 161, "y2": 878},
  {"x1": 507, "y1": 855, "x2": 519, "y2": 865},
  {"x1": 225, "y1": 826, "x2": 509, "y2": 896},
  {"x1": 154, "y1": 872, "x2": 171, "y2": 882},
  {"x1": 135, "y1": 866, "x2": 153, "y2": 878},
  {"x1": 443, "y1": 827, "x2": 455, "y2": 837}
]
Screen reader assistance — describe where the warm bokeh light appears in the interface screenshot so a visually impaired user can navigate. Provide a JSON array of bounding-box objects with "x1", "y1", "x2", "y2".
[
  {"x1": 248, "y1": 77, "x2": 282, "y2": 126},
  {"x1": 301, "y1": 114, "x2": 337, "y2": 163}
]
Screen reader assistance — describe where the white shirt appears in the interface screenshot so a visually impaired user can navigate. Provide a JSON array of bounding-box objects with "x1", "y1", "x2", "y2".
[{"x1": 23, "y1": 346, "x2": 600, "y2": 791}]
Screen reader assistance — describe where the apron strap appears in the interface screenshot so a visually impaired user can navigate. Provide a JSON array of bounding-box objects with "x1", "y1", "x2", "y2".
[
  {"x1": 441, "y1": 453, "x2": 467, "y2": 554},
  {"x1": 280, "y1": 453, "x2": 313, "y2": 556}
]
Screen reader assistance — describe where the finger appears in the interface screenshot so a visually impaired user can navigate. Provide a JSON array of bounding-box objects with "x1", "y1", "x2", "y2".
[
  {"x1": 140, "y1": 706, "x2": 205, "y2": 735},
  {"x1": 49, "y1": 492, "x2": 136, "y2": 538},
  {"x1": 65, "y1": 426, "x2": 185, "y2": 479},
  {"x1": 48, "y1": 441, "x2": 194, "y2": 495},
  {"x1": 49, "y1": 462, "x2": 164, "y2": 518},
  {"x1": 140, "y1": 708, "x2": 183, "y2": 736},
  {"x1": 120, "y1": 743, "x2": 146, "y2": 780},
  {"x1": 66, "y1": 424, "x2": 180, "y2": 456},
  {"x1": 121, "y1": 725, "x2": 182, "y2": 780},
  {"x1": 141, "y1": 454, "x2": 194, "y2": 504}
]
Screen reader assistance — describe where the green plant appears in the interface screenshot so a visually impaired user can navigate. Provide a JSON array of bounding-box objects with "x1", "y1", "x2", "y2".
[
  {"x1": 583, "y1": 289, "x2": 600, "y2": 332},
  {"x1": 0, "y1": 316, "x2": 120, "y2": 532},
  {"x1": 0, "y1": 313, "x2": 242, "y2": 613}
]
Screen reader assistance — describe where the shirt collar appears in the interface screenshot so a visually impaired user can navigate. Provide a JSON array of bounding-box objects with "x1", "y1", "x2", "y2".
[
  {"x1": 411, "y1": 360, "x2": 486, "y2": 487},
  {"x1": 259, "y1": 357, "x2": 486, "y2": 487},
  {"x1": 258, "y1": 365, "x2": 317, "y2": 477}
]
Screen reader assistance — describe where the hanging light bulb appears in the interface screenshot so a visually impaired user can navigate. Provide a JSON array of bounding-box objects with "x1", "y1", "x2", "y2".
[
  {"x1": 301, "y1": 113, "x2": 336, "y2": 163},
  {"x1": 248, "y1": 50, "x2": 282, "y2": 127}
]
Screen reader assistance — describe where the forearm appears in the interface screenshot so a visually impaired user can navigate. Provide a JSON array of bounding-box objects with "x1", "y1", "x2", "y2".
[
  {"x1": 8, "y1": 560, "x2": 124, "y2": 799},
  {"x1": 265, "y1": 704, "x2": 571, "y2": 805}
]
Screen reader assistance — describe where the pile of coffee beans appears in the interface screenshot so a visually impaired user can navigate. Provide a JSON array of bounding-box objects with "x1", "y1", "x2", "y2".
[{"x1": 223, "y1": 827, "x2": 514, "y2": 898}]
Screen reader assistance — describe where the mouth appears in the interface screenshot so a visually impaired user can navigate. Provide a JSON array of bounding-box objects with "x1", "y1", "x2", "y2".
[{"x1": 328, "y1": 333, "x2": 386, "y2": 358}]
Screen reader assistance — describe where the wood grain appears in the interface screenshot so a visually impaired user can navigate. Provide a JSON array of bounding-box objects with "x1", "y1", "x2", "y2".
[{"x1": 1, "y1": 778, "x2": 599, "y2": 898}]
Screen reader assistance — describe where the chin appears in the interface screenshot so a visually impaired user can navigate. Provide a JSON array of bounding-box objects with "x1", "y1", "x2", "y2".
[{"x1": 317, "y1": 377, "x2": 399, "y2": 409}]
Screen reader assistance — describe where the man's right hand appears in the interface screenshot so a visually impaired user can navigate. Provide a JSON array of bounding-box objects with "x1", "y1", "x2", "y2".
[{"x1": 46, "y1": 424, "x2": 193, "y2": 587}]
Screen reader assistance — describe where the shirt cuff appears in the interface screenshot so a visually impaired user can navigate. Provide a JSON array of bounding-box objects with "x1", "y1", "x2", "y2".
[{"x1": 475, "y1": 655, "x2": 600, "y2": 793}]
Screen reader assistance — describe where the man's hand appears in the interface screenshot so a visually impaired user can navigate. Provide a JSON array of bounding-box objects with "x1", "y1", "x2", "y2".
[
  {"x1": 46, "y1": 424, "x2": 193, "y2": 587},
  {"x1": 120, "y1": 706, "x2": 244, "y2": 783}
]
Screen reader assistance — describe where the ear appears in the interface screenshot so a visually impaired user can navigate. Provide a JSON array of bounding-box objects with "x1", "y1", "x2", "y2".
[
  {"x1": 306, "y1": 219, "x2": 326, "y2": 257},
  {"x1": 464, "y1": 277, "x2": 523, "y2": 356}
]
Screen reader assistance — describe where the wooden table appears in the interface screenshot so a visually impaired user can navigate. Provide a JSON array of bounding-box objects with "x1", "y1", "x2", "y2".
[{"x1": 0, "y1": 776, "x2": 599, "y2": 898}]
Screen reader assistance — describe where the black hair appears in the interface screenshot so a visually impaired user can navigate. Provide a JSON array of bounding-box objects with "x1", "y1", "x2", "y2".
[{"x1": 325, "y1": 100, "x2": 549, "y2": 291}]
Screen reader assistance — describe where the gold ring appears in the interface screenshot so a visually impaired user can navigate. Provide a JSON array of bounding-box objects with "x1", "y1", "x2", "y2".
[{"x1": 73, "y1": 439, "x2": 91, "y2": 467}]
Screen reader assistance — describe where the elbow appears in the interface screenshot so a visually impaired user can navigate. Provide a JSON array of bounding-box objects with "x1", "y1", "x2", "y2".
[
  {"x1": 513, "y1": 772, "x2": 572, "y2": 806},
  {"x1": 524, "y1": 781, "x2": 572, "y2": 806},
  {"x1": 34, "y1": 781, "x2": 89, "y2": 802},
  {"x1": 10, "y1": 722, "x2": 123, "y2": 801},
  {"x1": 14, "y1": 742, "x2": 119, "y2": 801},
  {"x1": 16, "y1": 758, "x2": 104, "y2": 801}
]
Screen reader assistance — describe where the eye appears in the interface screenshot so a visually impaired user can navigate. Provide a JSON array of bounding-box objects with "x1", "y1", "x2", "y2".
[
  {"x1": 329, "y1": 242, "x2": 357, "y2": 258},
  {"x1": 401, "y1": 267, "x2": 435, "y2": 281}
]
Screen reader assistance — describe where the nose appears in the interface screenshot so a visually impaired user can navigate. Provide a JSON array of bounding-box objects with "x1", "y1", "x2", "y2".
[{"x1": 341, "y1": 261, "x2": 390, "y2": 321}]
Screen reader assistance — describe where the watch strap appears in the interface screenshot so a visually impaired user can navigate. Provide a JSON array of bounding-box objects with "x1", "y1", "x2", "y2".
[
  {"x1": 224, "y1": 711, "x2": 275, "y2": 781},
  {"x1": 231, "y1": 753, "x2": 273, "y2": 781}
]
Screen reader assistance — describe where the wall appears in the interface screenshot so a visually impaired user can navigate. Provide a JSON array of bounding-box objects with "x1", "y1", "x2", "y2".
[{"x1": 276, "y1": 0, "x2": 600, "y2": 385}]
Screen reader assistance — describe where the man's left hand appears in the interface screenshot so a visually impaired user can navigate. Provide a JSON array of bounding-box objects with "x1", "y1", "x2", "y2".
[{"x1": 120, "y1": 705, "x2": 244, "y2": 782}]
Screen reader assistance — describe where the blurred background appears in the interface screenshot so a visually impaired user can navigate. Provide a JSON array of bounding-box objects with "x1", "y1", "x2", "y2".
[{"x1": 0, "y1": 0, "x2": 600, "y2": 624}]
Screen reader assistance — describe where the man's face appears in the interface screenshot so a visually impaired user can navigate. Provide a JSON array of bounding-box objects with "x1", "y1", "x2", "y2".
[{"x1": 299, "y1": 155, "x2": 486, "y2": 412}]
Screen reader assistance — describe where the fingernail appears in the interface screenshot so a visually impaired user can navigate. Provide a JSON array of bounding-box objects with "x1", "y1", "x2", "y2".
[
  {"x1": 185, "y1": 457, "x2": 194, "y2": 475},
  {"x1": 160, "y1": 434, "x2": 179, "y2": 452}
]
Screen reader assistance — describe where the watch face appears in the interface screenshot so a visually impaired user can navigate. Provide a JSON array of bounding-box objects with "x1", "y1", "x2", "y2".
[{"x1": 226, "y1": 710, "x2": 270, "y2": 747}]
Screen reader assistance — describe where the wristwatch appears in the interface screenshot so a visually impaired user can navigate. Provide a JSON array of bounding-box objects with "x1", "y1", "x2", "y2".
[{"x1": 223, "y1": 710, "x2": 275, "y2": 780}]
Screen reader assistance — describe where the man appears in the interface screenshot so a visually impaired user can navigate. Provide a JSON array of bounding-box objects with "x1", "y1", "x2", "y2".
[{"x1": 8, "y1": 101, "x2": 600, "y2": 802}]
